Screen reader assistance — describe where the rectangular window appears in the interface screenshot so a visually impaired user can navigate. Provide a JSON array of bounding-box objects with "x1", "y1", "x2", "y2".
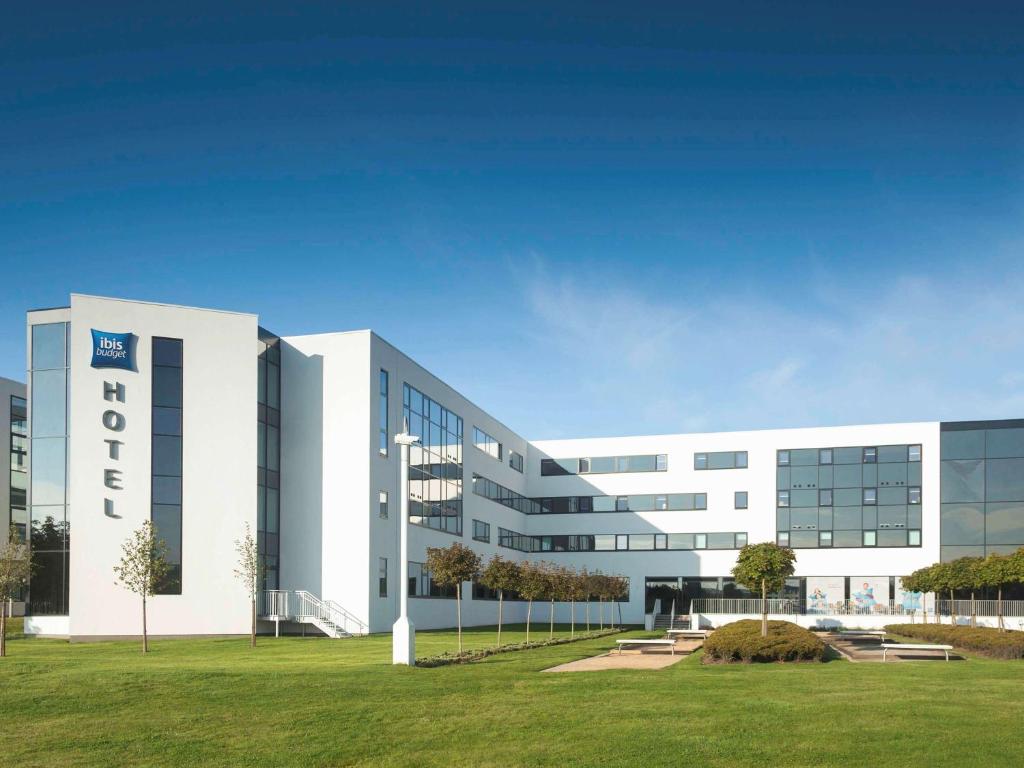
[
  {"x1": 819, "y1": 448, "x2": 833, "y2": 465},
  {"x1": 379, "y1": 491, "x2": 389, "y2": 519},
  {"x1": 152, "y1": 337, "x2": 183, "y2": 595},
  {"x1": 695, "y1": 451, "x2": 747, "y2": 470},
  {"x1": 735, "y1": 533, "x2": 748, "y2": 547},
  {"x1": 863, "y1": 530, "x2": 877, "y2": 546},
  {"x1": 777, "y1": 490, "x2": 790, "y2": 507},
  {"x1": 694, "y1": 453, "x2": 708, "y2": 470},
  {"x1": 378, "y1": 557, "x2": 388, "y2": 597},
  {"x1": 863, "y1": 488, "x2": 877, "y2": 505},
  {"x1": 473, "y1": 426, "x2": 502, "y2": 460},
  {"x1": 257, "y1": 334, "x2": 282, "y2": 590},
  {"x1": 908, "y1": 486, "x2": 921, "y2": 505},
  {"x1": 777, "y1": 450, "x2": 790, "y2": 466},
  {"x1": 654, "y1": 534, "x2": 667, "y2": 549},
  {"x1": 908, "y1": 444, "x2": 922, "y2": 462},
  {"x1": 508, "y1": 450, "x2": 524, "y2": 473},
  {"x1": 863, "y1": 447, "x2": 877, "y2": 463},
  {"x1": 656, "y1": 454, "x2": 668, "y2": 471},
  {"x1": 819, "y1": 489, "x2": 833, "y2": 506},
  {"x1": 819, "y1": 530, "x2": 833, "y2": 547},
  {"x1": 908, "y1": 529, "x2": 921, "y2": 546},
  {"x1": 735, "y1": 491, "x2": 748, "y2": 509},
  {"x1": 403, "y1": 384, "x2": 463, "y2": 536},
  {"x1": 378, "y1": 370, "x2": 389, "y2": 456},
  {"x1": 473, "y1": 519, "x2": 490, "y2": 543},
  {"x1": 695, "y1": 533, "x2": 708, "y2": 549},
  {"x1": 777, "y1": 531, "x2": 790, "y2": 546}
]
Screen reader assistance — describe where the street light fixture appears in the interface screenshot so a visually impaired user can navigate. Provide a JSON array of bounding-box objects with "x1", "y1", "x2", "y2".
[{"x1": 393, "y1": 425, "x2": 420, "y2": 665}]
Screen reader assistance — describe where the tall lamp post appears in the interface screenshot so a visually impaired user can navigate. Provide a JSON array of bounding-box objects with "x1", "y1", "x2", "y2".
[{"x1": 393, "y1": 426, "x2": 420, "y2": 665}]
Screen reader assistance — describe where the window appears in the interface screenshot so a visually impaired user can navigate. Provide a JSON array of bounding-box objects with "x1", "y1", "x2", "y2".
[
  {"x1": 472, "y1": 519, "x2": 490, "y2": 543},
  {"x1": 863, "y1": 530, "x2": 877, "y2": 546},
  {"x1": 863, "y1": 488, "x2": 877, "y2": 505},
  {"x1": 735, "y1": 533, "x2": 748, "y2": 547},
  {"x1": 695, "y1": 533, "x2": 708, "y2": 549},
  {"x1": 508, "y1": 450, "x2": 524, "y2": 473},
  {"x1": 819, "y1": 531, "x2": 833, "y2": 547},
  {"x1": 777, "y1": 450, "x2": 790, "y2": 466},
  {"x1": 152, "y1": 337, "x2": 183, "y2": 595},
  {"x1": 908, "y1": 529, "x2": 921, "y2": 546},
  {"x1": 378, "y1": 491, "x2": 388, "y2": 519},
  {"x1": 735, "y1": 491, "x2": 748, "y2": 509},
  {"x1": 542, "y1": 454, "x2": 667, "y2": 475},
  {"x1": 908, "y1": 486, "x2": 921, "y2": 505},
  {"x1": 403, "y1": 384, "x2": 463, "y2": 536},
  {"x1": 257, "y1": 333, "x2": 282, "y2": 590},
  {"x1": 378, "y1": 370, "x2": 389, "y2": 456},
  {"x1": 863, "y1": 447, "x2": 877, "y2": 463},
  {"x1": 695, "y1": 451, "x2": 747, "y2": 470},
  {"x1": 777, "y1": 531, "x2": 790, "y2": 546},
  {"x1": 908, "y1": 444, "x2": 922, "y2": 462},
  {"x1": 473, "y1": 426, "x2": 502, "y2": 461},
  {"x1": 656, "y1": 454, "x2": 668, "y2": 471},
  {"x1": 777, "y1": 490, "x2": 790, "y2": 507},
  {"x1": 819, "y1": 448, "x2": 833, "y2": 465},
  {"x1": 819, "y1": 489, "x2": 833, "y2": 506},
  {"x1": 378, "y1": 558, "x2": 388, "y2": 598}
]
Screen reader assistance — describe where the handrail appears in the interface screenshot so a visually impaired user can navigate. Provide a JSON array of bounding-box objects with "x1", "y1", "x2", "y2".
[
  {"x1": 691, "y1": 598, "x2": 1024, "y2": 618},
  {"x1": 258, "y1": 589, "x2": 369, "y2": 635}
]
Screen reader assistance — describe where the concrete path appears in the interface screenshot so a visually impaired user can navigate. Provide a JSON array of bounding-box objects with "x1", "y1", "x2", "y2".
[{"x1": 542, "y1": 638, "x2": 704, "y2": 672}]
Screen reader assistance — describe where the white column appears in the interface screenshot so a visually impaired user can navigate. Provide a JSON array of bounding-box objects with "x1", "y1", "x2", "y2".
[{"x1": 393, "y1": 430, "x2": 419, "y2": 665}]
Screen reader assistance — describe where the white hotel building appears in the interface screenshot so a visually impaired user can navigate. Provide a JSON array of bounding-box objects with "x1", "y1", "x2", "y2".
[{"x1": 22, "y1": 295, "x2": 1024, "y2": 639}]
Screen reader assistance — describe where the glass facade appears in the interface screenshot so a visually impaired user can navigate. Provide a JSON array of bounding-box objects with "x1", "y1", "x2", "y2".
[
  {"x1": 540, "y1": 454, "x2": 667, "y2": 476},
  {"x1": 472, "y1": 426, "x2": 502, "y2": 460},
  {"x1": 29, "y1": 322, "x2": 70, "y2": 615},
  {"x1": 10, "y1": 395, "x2": 27, "y2": 542},
  {"x1": 378, "y1": 370, "x2": 388, "y2": 456},
  {"x1": 152, "y1": 337, "x2": 183, "y2": 594},
  {"x1": 257, "y1": 331, "x2": 281, "y2": 589},
  {"x1": 694, "y1": 451, "x2": 748, "y2": 470},
  {"x1": 408, "y1": 561, "x2": 457, "y2": 598},
  {"x1": 776, "y1": 444, "x2": 922, "y2": 549},
  {"x1": 472, "y1": 518, "x2": 490, "y2": 542},
  {"x1": 403, "y1": 384, "x2": 463, "y2": 535},
  {"x1": 940, "y1": 421, "x2": 1024, "y2": 561},
  {"x1": 473, "y1": 473, "x2": 706, "y2": 515},
  {"x1": 645, "y1": 576, "x2": 803, "y2": 614},
  {"x1": 497, "y1": 527, "x2": 746, "y2": 553}
]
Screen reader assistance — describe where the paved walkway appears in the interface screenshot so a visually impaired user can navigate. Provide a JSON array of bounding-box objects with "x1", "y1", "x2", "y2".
[
  {"x1": 543, "y1": 638, "x2": 704, "y2": 672},
  {"x1": 825, "y1": 634, "x2": 961, "y2": 663}
]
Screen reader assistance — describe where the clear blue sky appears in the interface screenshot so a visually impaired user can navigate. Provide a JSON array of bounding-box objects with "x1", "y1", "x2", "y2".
[{"x1": 2, "y1": 2, "x2": 1023, "y2": 438}]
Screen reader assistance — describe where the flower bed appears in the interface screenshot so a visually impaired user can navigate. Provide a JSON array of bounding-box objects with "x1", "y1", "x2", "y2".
[
  {"x1": 884, "y1": 623, "x2": 1024, "y2": 660},
  {"x1": 416, "y1": 628, "x2": 624, "y2": 668},
  {"x1": 702, "y1": 620, "x2": 826, "y2": 663}
]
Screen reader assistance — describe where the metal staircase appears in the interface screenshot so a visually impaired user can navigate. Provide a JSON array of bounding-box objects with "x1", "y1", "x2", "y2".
[{"x1": 260, "y1": 590, "x2": 368, "y2": 638}]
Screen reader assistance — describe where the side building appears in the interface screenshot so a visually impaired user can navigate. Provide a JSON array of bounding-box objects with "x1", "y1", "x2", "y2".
[{"x1": 21, "y1": 295, "x2": 1024, "y2": 638}]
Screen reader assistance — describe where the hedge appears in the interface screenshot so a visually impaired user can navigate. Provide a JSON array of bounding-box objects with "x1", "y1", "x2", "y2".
[
  {"x1": 417, "y1": 628, "x2": 624, "y2": 667},
  {"x1": 885, "y1": 623, "x2": 1024, "y2": 660},
  {"x1": 703, "y1": 620, "x2": 826, "y2": 663}
]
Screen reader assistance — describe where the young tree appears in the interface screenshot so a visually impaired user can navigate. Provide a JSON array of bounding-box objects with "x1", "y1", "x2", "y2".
[
  {"x1": 564, "y1": 567, "x2": 585, "y2": 637},
  {"x1": 944, "y1": 558, "x2": 976, "y2": 626},
  {"x1": 113, "y1": 520, "x2": 171, "y2": 653},
  {"x1": 517, "y1": 560, "x2": 548, "y2": 644},
  {"x1": 731, "y1": 541, "x2": 797, "y2": 637},
  {"x1": 579, "y1": 567, "x2": 592, "y2": 632},
  {"x1": 977, "y1": 553, "x2": 1012, "y2": 631},
  {"x1": 900, "y1": 567, "x2": 929, "y2": 624},
  {"x1": 479, "y1": 555, "x2": 520, "y2": 647},
  {"x1": 544, "y1": 563, "x2": 564, "y2": 640},
  {"x1": 612, "y1": 575, "x2": 629, "y2": 628},
  {"x1": 425, "y1": 542, "x2": 481, "y2": 653},
  {"x1": 234, "y1": 523, "x2": 261, "y2": 648},
  {"x1": 0, "y1": 525, "x2": 31, "y2": 658}
]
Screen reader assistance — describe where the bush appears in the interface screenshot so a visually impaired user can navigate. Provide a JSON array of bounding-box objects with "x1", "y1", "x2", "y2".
[
  {"x1": 703, "y1": 620, "x2": 826, "y2": 663},
  {"x1": 885, "y1": 623, "x2": 1024, "y2": 660}
]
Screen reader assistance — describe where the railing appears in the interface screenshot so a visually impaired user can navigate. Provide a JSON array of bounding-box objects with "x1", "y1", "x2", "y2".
[
  {"x1": 261, "y1": 589, "x2": 290, "y2": 618},
  {"x1": 692, "y1": 598, "x2": 1024, "y2": 618},
  {"x1": 258, "y1": 589, "x2": 369, "y2": 635},
  {"x1": 323, "y1": 599, "x2": 370, "y2": 636}
]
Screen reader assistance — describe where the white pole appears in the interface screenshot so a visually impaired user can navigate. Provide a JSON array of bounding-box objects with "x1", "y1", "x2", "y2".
[{"x1": 393, "y1": 428, "x2": 420, "y2": 665}]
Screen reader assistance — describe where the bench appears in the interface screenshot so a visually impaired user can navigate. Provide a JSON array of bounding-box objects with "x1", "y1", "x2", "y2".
[
  {"x1": 615, "y1": 638, "x2": 678, "y2": 656},
  {"x1": 837, "y1": 630, "x2": 887, "y2": 641},
  {"x1": 666, "y1": 629, "x2": 709, "y2": 639},
  {"x1": 881, "y1": 643, "x2": 954, "y2": 662}
]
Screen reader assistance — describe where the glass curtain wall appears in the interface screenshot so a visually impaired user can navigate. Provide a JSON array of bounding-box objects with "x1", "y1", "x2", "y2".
[
  {"x1": 10, "y1": 395, "x2": 27, "y2": 542},
  {"x1": 403, "y1": 384, "x2": 463, "y2": 536},
  {"x1": 152, "y1": 338, "x2": 183, "y2": 594},
  {"x1": 257, "y1": 331, "x2": 281, "y2": 589},
  {"x1": 28, "y1": 322, "x2": 70, "y2": 615}
]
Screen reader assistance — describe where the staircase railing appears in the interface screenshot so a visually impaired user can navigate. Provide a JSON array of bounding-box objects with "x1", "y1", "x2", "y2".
[
  {"x1": 258, "y1": 589, "x2": 368, "y2": 636},
  {"x1": 323, "y1": 599, "x2": 370, "y2": 636}
]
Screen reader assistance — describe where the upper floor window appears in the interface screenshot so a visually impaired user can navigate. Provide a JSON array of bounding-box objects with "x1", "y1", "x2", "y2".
[
  {"x1": 908, "y1": 444, "x2": 922, "y2": 462},
  {"x1": 508, "y1": 450, "x2": 524, "y2": 473},
  {"x1": 694, "y1": 451, "x2": 748, "y2": 470},
  {"x1": 735, "y1": 491, "x2": 748, "y2": 509},
  {"x1": 378, "y1": 491, "x2": 389, "y2": 519},
  {"x1": 777, "y1": 450, "x2": 790, "y2": 466},
  {"x1": 473, "y1": 427, "x2": 502, "y2": 461},
  {"x1": 540, "y1": 454, "x2": 667, "y2": 476},
  {"x1": 818, "y1": 448, "x2": 833, "y2": 465},
  {"x1": 472, "y1": 519, "x2": 491, "y2": 543},
  {"x1": 863, "y1": 447, "x2": 877, "y2": 463},
  {"x1": 378, "y1": 370, "x2": 389, "y2": 456}
]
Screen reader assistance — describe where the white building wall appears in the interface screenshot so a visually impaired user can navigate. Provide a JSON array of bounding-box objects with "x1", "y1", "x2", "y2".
[{"x1": 61, "y1": 295, "x2": 257, "y2": 638}]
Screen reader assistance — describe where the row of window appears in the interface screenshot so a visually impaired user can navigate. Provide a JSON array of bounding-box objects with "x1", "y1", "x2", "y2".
[
  {"x1": 497, "y1": 527, "x2": 748, "y2": 553},
  {"x1": 540, "y1": 454, "x2": 668, "y2": 476},
  {"x1": 778, "y1": 529, "x2": 922, "y2": 548},
  {"x1": 152, "y1": 337, "x2": 183, "y2": 595},
  {"x1": 778, "y1": 487, "x2": 921, "y2": 507},
  {"x1": 694, "y1": 451, "x2": 747, "y2": 470},
  {"x1": 778, "y1": 504, "x2": 922, "y2": 533},
  {"x1": 473, "y1": 426, "x2": 502, "y2": 461},
  {"x1": 778, "y1": 461, "x2": 922, "y2": 491},
  {"x1": 258, "y1": 333, "x2": 282, "y2": 590},
  {"x1": 404, "y1": 383, "x2": 464, "y2": 536},
  {"x1": 779, "y1": 445, "x2": 922, "y2": 466}
]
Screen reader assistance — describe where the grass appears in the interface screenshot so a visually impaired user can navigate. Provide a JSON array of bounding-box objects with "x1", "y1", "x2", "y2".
[{"x1": 1, "y1": 623, "x2": 1023, "y2": 767}]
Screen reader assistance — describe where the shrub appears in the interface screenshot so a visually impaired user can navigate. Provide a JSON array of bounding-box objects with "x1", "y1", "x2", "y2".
[
  {"x1": 885, "y1": 623, "x2": 1024, "y2": 660},
  {"x1": 703, "y1": 620, "x2": 825, "y2": 663}
]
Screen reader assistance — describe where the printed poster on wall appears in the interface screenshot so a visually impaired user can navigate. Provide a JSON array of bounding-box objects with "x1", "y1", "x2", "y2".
[
  {"x1": 806, "y1": 577, "x2": 845, "y2": 614},
  {"x1": 850, "y1": 577, "x2": 889, "y2": 613},
  {"x1": 895, "y1": 576, "x2": 932, "y2": 614}
]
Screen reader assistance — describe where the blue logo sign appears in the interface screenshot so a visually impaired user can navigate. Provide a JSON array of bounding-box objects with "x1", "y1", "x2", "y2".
[{"x1": 90, "y1": 329, "x2": 136, "y2": 371}]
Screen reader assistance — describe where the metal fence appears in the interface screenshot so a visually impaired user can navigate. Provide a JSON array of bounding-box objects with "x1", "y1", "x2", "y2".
[{"x1": 691, "y1": 598, "x2": 1024, "y2": 617}]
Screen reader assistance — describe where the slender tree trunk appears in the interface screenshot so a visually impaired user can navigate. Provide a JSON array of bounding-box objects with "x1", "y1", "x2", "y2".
[
  {"x1": 617, "y1": 600, "x2": 623, "y2": 629},
  {"x1": 497, "y1": 590, "x2": 504, "y2": 647},
  {"x1": 599, "y1": 598, "x2": 604, "y2": 630},
  {"x1": 998, "y1": 586, "x2": 1005, "y2": 632},
  {"x1": 526, "y1": 599, "x2": 532, "y2": 643},
  {"x1": 970, "y1": 591, "x2": 976, "y2": 628},
  {"x1": 1, "y1": 600, "x2": 6, "y2": 658},
  {"x1": 142, "y1": 595, "x2": 149, "y2": 654},
  {"x1": 549, "y1": 598, "x2": 554, "y2": 640},
  {"x1": 456, "y1": 583, "x2": 463, "y2": 653},
  {"x1": 586, "y1": 599, "x2": 590, "y2": 632},
  {"x1": 570, "y1": 599, "x2": 575, "y2": 637},
  {"x1": 761, "y1": 579, "x2": 768, "y2": 637},
  {"x1": 949, "y1": 589, "x2": 956, "y2": 626},
  {"x1": 250, "y1": 595, "x2": 257, "y2": 648}
]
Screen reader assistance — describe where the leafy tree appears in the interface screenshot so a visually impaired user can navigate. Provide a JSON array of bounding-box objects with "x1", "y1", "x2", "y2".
[
  {"x1": 731, "y1": 541, "x2": 797, "y2": 636},
  {"x1": 579, "y1": 567, "x2": 592, "y2": 631},
  {"x1": 944, "y1": 558, "x2": 978, "y2": 626},
  {"x1": 977, "y1": 553, "x2": 1014, "y2": 631},
  {"x1": 564, "y1": 567, "x2": 586, "y2": 637},
  {"x1": 425, "y1": 542, "x2": 481, "y2": 653},
  {"x1": 113, "y1": 520, "x2": 171, "y2": 653},
  {"x1": 233, "y1": 523, "x2": 262, "y2": 648},
  {"x1": 516, "y1": 560, "x2": 549, "y2": 644},
  {"x1": 900, "y1": 567, "x2": 931, "y2": 624},
  {"x1": 478, "y1": 555, "x2": 520, "y2": 647},
  {"x1": 0, "y1": 525, "x2": 31, "y2": 658},
  {"x1": 544, "y1": 563, "x2": 565, "y2": 640}
]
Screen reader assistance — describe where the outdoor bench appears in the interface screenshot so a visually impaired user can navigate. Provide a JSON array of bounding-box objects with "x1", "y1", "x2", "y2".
[{"x1": 881, "y1": 642, "x2": 954, "y2": 662}]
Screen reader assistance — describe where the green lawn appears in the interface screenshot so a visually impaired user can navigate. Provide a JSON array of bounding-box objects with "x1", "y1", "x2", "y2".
[{"x1": 1, "y1": 623, "x2": 1022, "y2": 767}]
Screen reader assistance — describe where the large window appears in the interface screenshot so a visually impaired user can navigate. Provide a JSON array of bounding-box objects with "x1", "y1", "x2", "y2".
[
  {"x1": 257, "y1": 331, "x2": 281, "y2": 590},
  {"x1": 378, "y1": 491, "x2": 388, "y2": 520},
  {"x1": 776, "y1": 443, "x2": 922, "y2": 549},
  {"x1": 540, "y1": 454, "x2": 667, "y2": 476},
  {"x1": 378, "y1": 558, "x2": 388, "y2": 598},
  {"x1": 378, "y1": 370, "x2": 389, "y2": 456},
  {"x1": 473, "y1": 427, "x2": 502, "y2": 461},
  {"x1": 403, "y1": 384, "x2": 463, "y2": 536},
  {"x1": 472, "y1": 474, "x2": 706, "y2": 514},
  {"x1": 940, "y1": 422, "x2": 1024, "y2": 560},
  {"x1": 152, "y1": 337, "x2": 183, "y2": 595},
  {"x1": 408, "y1": 561, "x2": 457, "y2": 598},
  {"x1": 508, "y1": 450, "x2": 524, "y2": 473},
  {"x1": 29, "y1": 322, "x2": 69, "y2": 615},
  {"x1": 497, "y1": 527, "x2": 747, "y2": 553},
  {"x1": 472, "y1": 519, "x2": 490, "y2": 543},
  {"x1": 9, "y1": 395, "x2": 27, "y2": 544},
  {"x1": 694, "y1": 451, "x2": 747, "y2": 470}
]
